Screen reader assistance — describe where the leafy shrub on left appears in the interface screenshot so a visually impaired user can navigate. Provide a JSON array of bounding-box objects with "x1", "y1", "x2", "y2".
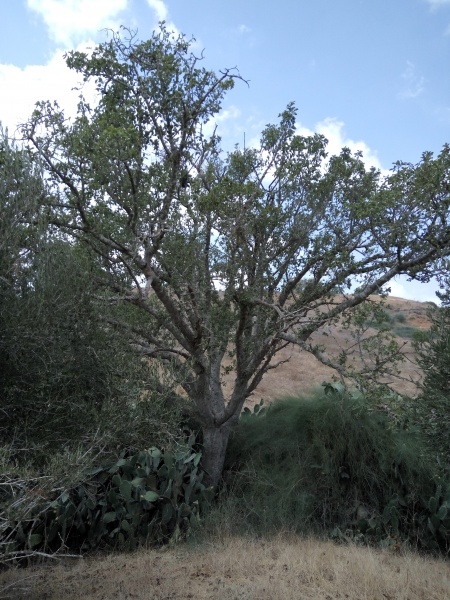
[
  {"x1": 1, "y1": 129, "x2": 186, "y2": 466},
  {"x1": 1, "y1": 441, "x2": 211, "y2": 563},
  {"x1": 1, "y1": 240, "x2": 186, "y2": 464}
]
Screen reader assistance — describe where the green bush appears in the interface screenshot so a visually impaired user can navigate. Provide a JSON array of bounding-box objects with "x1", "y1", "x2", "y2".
[
  {"x1": 393, "y1": 324, "x2": 421, "y2": 339},
  {"x1": 413, "y1": 303, "x2": 450, "y2": 461},
  {"x1": 1, "y1": 441, "x2": 212, "y2": 564},
  {"x1": 0, "y1": 241, "x2": 185, "y2": 467},
  {"x1": 217, "y1": 390, "x2": 447, "y2": 552},
  {"x1": 393, "y1": 311, "x2": 407, "y2": 324}
]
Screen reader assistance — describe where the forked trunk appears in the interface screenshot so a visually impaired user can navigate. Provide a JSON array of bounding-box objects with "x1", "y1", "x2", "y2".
[{"x1": 201, "y1": 424, "x2": 232, "y2": 488}]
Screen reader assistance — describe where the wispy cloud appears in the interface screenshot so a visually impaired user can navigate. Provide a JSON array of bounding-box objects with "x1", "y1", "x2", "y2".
[
  {"x1": 203, "y1": 105, "x2": 242, "y2": 140},
  {"x1": 146, "y1": 0, "x2": 168, "y2": 22},
  {"x1": 423, "y1": 0, "x2": 450, "y2": 34},
  {"x1": 26, "y1": 0, "x2": 128, "y2": 48},
  {"x1": 424, "y1": 0, "x2": 450, "y2": 8},
  {"x1": 145, "y1": 0, "x2": 179, "y2": 36},
  {"x1": 237, "y1": 24, "x2": 251, "y2": 34},
  {"x1": 398, "y1": 61, "x2": 425, "y2": 99}
]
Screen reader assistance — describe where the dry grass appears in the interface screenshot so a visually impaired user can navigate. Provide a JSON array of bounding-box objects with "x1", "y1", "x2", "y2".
[{"x1": 1, "y1": 536, "x2": 449, "y2": 600}]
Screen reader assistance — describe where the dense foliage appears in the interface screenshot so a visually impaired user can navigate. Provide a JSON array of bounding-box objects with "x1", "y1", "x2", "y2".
[
  {"x1": 413, "y1": 299, "x2": 450, "y2": 462},
  {"x1": 217, "y1": 391, "x2": 450, "y2": 553},
  {"x1": 0, "y1": 131, "x2": 185, "y2": 468},
  {"x1": 1, "y1": 441, "x2": 211, "y2": 564}
]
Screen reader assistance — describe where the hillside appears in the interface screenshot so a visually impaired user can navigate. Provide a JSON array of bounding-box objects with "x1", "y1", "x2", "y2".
[{"x1": 243, "y1": 295, "x2": 433, "y2": 405}]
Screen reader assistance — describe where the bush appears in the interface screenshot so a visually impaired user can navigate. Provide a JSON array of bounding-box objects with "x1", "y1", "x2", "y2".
[
  {"x1": 217, "y1": 390, "x2": 448, "y2": 552},
  {"x1": 1, "y1": 440, "x2": 212, "y2": 565},
  {"x1": 413, "y1": 303, "x2": 450, "y2": 461},
  {"x1": 0, "y1": 241, "x2": 186, "y2": 467},
  {"x1": 393, "y1": 311, "x2": 406, "y2": 324}
]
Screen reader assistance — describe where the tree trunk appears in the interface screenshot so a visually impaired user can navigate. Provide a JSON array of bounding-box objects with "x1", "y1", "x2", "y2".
[{"x1": 201, "y1": 424, "x2": 232, "y2": 488}]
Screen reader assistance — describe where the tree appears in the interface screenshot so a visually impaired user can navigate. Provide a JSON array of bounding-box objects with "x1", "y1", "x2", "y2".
[
  {"x1": 21, "y1": 26, "x2": 450, "y2": 486},
  {"x1": 0, "y1": 124, "x2": 46, "y2": 291}
]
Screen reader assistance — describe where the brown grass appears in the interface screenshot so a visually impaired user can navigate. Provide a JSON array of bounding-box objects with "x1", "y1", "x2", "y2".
[{"x1": 1, "y1": 536, "x2": 449, "y2": 600}]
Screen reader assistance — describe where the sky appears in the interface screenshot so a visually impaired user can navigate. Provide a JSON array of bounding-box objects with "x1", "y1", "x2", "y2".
[{"x1": 1, "y1": 0, "x2": 450, "y2": 302}]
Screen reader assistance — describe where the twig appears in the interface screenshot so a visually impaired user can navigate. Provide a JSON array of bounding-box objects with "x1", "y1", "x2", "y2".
[{"x1": 1, "y1": 549, "x2": 82, "y2": 562}]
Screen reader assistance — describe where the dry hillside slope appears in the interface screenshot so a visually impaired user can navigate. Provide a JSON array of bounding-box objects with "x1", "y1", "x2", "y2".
[{"x1": 242, "y1": 295, "x2": 432, "y2": 404}]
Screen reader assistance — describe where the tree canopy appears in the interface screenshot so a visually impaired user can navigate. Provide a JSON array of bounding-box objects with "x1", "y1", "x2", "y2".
[{"x1": 20, "y1": 26, "x2": 450, "y2": 485}]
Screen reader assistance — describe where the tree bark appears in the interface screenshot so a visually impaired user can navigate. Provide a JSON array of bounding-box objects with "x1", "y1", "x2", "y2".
[{"x1": 201, "y1": 424, "x2": 232, "y2": 488}]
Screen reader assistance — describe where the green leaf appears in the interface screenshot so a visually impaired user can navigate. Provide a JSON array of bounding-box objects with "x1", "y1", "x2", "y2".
[
  {"x1": 107, "y1": 489, "x2": 117, "y2": 505},
  {"x1": 161, "y1": 502, "x2": 174, "y2": 525},
  {"x1": 28, "y1": 533, "x2": 43, "y2": 548},
  {"x1": 437, "y1": 505, "x2": 447, "y2": 520},
  {"x1": 121, "y1": 519, "x2": 132, "y2": 533},
  {"x1": 60, "y1": 491, "x2": 70, "y2": 504},
  {"x1": 103, "y1": 512, "x2": 118, "y2": 524},
  {"x1": 141, "y1": 490, "x2": 159, "y2": 503},
  {"x1": 429, "y1": 496, "x2": 439, "y2": 514},
  {"x1": 131, "y1": 477, "x2": 145, "y2": 488},
  {"x1": 119, "y1": 479, "x2": 132, "y2": 501}
]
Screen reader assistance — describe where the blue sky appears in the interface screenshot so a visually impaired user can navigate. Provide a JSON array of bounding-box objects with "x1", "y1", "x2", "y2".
[{"x1": 1, "y1": 0, "x2": 450, "y2": 301}]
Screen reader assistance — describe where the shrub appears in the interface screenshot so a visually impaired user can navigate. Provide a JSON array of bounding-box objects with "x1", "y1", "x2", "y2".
[
  {"x1": 219, "y1": 390, "x2": 447, "y2": 552},
  {"x1": 1, "y1": 440, "x2": 212, "y2": 565},
  {"x1": 0, "y1": 241, "x2": 186, "y2": 467},
  {"x1": 413, "y1": 303, "x2": 450, "y2": 461}
]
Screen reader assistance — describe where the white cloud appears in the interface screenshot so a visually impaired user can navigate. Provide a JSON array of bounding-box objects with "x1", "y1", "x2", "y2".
[
  {"x1": 145, "y1": 0, "x2": 168, "y2": 22},
  {"x1": 0, "y1": 45, "x2": 98, "y2": 135},
  {"x1": 297, "y1": 117, "x2": 385, "y2": 172},
  {"x1": 0, "y1": 0, "x2": 181, "y2": 136},
  {"x1": 238, "y1": 24, "x2": 251, "y2": 34},
  {"x1": 145, "y1": 0, "x2": 179, "y2": 37},
  {"x1": 217, "y1": 106, "x2": 242, "y2": 124},
  {"x1": 398, "y1": 61, "x2": 425, "y2": 99},
  {"x1": 203, "y1": 105, "x2": 242, "y2": 140},
  {"x1": 385, "y1": 277, "x2": 441, "y2": 303},
  {"x1": 27, "y1": 0, "x2": 128, "y2": 48}
]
